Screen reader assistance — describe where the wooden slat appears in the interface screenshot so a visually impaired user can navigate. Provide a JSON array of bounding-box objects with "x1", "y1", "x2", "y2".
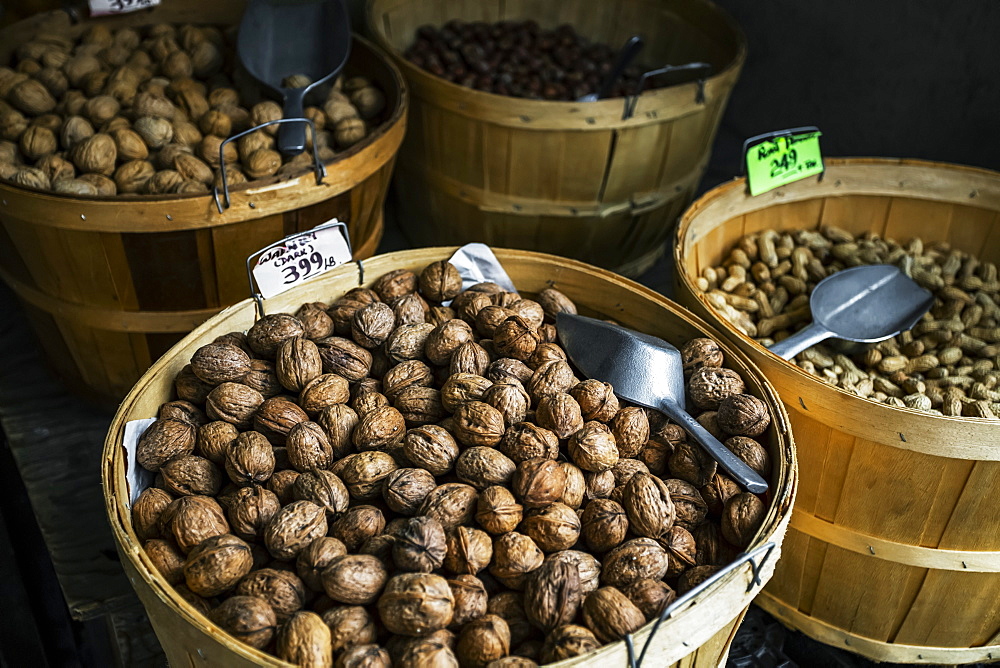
[
  {"x1": 894, "y1": 570, "x2": 1000, "y2": 648},
  {"x1": 883, "y1": 197, "x2": 957, "y2": 245},
  {"x1": 819, "y1": 195, "x2": 892, "y2": 237}
]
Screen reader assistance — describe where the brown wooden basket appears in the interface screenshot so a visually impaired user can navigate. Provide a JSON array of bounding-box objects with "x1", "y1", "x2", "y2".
[
  {"x1": 366, "y1": 0, "x2": 745, "y2": 277},
  {"x1": 674, "y1": 158, "x2": 1000, "y2": 664},
  {"x1": 102, "y1": 247, "x2": 796, "y2": 667},
  {"x1": 0, "y1": 3, "x2": 407, "y2": 406}
]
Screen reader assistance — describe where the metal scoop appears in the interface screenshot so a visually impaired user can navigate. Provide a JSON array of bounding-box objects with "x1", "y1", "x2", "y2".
[
  {"x1": 237, "y1": 0, "x2": 352, "y2": 156},
  {"x1": 577, "y1": 35, "x2": 643, "y2": 102},
  {"x1": 768, "y1": 265, "x2": 934, "y2": 361},
  {"x1": 557, "y1": 313, "x2": 768, "y2": 494}
]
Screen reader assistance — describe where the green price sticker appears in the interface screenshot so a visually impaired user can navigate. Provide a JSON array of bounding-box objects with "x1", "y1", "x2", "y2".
[{"x1": 745, "y1": 130, "x2": 824, "y2": 196}]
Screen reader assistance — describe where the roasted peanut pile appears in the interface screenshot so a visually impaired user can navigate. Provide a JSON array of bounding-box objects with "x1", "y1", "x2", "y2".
[
  {"x1": 695, "y1": 226, "x2": 1000, "y2": 418},
  {"x1": 133, "y1": 261, "x2": 775, "y2": 666},
  {"x1": 0, "y1": 22, "x2": 386, "y2": 197}
]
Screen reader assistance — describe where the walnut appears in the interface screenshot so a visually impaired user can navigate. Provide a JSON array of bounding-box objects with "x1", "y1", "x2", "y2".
[
  {"x1": 134, "y1": 116, "x2": 173, "y2": 149},
  {"x1": 276, "y1": 337, "x2": 322, "y2": 392},
  {"x1": 489, "y1": 532, "x2": 544, "y2": 590},
  {"x1": 678, "y1": 565, "x2": 721, "y2": 594},
  {"x1": 600, "y1": 537, "x2": 669, "y2": 587},
  {"x1": 475, "y1": 306, "x2": 516, "y2": 338},
  {"x1": 211, "y1": 595, "x2": 277, "y2": 649},
  {"x1": 584, "y1": 470, "x2": 615, "y2": 500},
  {"x1": 486, "y1": 592, "x2": 532, "y2": 648},
  {"x1": 394, "y1": 516, "x2": 447, "y2": 573},
  {"x1": 508, "y1": 299, "x2": 544, "y2": 330},
  {"x1": 457, "y1": 614, "x2": 511, "y2": 668},
  {"x1": 559, "y1": 463, "x2": 586, "y2": 509},
  {"x1": 427, "y1": 306, "x2": 457, "y2": 327},
  {"x1": 383, "y1": 359, "x2": 434, "y2": 400},
  {"x1": 226, "y1": 485, "x2": 280, "y2": 542},
  {"x1": 540, "y1": 624, "x2": 599, "y2": 664},
  {"x1": 471, "y1": 487, "x2": 520, "y2": 536},
  {"x1": 536, "y1": 393, "x2": 583, "y2": 439},
  {"x1": 446, "y1": 342, "x2": 489, "y2": 377},
  {"x1": 391, "y1": 293, "x2": 429, "y2": 326},
  {"x1": 247, "y1": 313, "x2": 305, "y2": 358},
  {"x1": 694, "y1": 522, "x2": 737, "y2": 566},
  {"x1": 225, "y1": 431, "x2": 275, "y2": 486},
  {"x1": 608, "y1": 407, "x2": 648, "y2": 459},
  {"x1": 52, "y1": 178, "x2": 98, "y2": 195},
  {"x1": 322, "y1": 605, "x2": 376, "y2": 653},
  {"x1": 293, "y1": 469, "x2": 350, "y2": 518},
  {"x1": 493, "y1": 316, "x2": 540, "y2": 361},
  {"x1": 295, "y1": 537, "x2": 347, "y2": 592},
  {"x1": 137, "y1": 417, "x2": 196, "y2": 471},
  {"x1": 203, "y1": 382, "x2": 262, "y2": 429},
  {"x1": 70, "y1": 131, "x2": 116, "y2": 174},
  {"x1": 580, "y1": 498, "x2": 628, "y2": 553},
  {"x1": 486, "y1": 358, "x2": 534, "y2": 385},
  {"x1": 403, "y1": 425, "x2": 459, "y2": 475},
  {"x1": 452, "y1": 448, "x2": 512, "y2": 491},
  {"x1": 524, "y1": 558, "x2": 582, "y2": 632},
  {"x1": 12, "y1": 166, "x2": 50, "y2": 190},
  {"x1": 688, "y1": 367, "x2": 746, "y2": 410},
  {"x1": 444, "y1": 526, "x2": 493, "y2": 575},
  {"x1": 660, "y1": 525, "x2": 698, "y2": 578},
  {"x1": 276, "y1": 611, "x2": 333, "y2": 668},
  {"x1": 499, "y1": 423, "x2": 558, "y2": 463},
  {"x1": 452, "y1": 401, "x2": 506, "y2": 447},
  {"x1": 668, "y1": 440, "x2": 718, "y2": 487},
  {"x1": 419, "y1": 261, "x2": 463, "y2": 302},
  {"x1": 512, "y1": 458, "x2": 566, "y2": 509},
  {"x1": 622, "y1": 578, "x2": 676, "y2": 620},
  {"x1": 337, "y1": 644, "x2": 390, "y2": 668},
  {"x1": 236, "y1": 568, "x2": 306, "y2": 621},
  {"x1": 622, "y1": 473, "x2": 675, "y2": 538},
  {"x1": 680, "y1": 338, "x2": 725, "y2": 378},
  {"x1": 160, "y1": 455, "x2": 222, "y2": 496},
  {"x1": 35, "y1": 153, "x2": 75, "y2": 183},
  {"x1": 144, "y1": 538, "x2": 185, "y2": 584},
  {"x1": 328, "y1": 287, "x2": 380, "y2": 335},
  {"x1": 329, "y1": 505, "x2": 385, "y2": 552},
  {"x1": 19, "y1": 125, "x2": 55, "y2": 159},
  {"x1": 527, "y1": 360, "x2": 576, "y2": 401},
  {"x1": 582, "y1": 587, "x2": 645, "y2": 643},
  {"x1": 695, "y1": 411, "x2": 726, "y2": 441},
  {"x1": 293, "y1": 302, "x2": 334, "y2": 340},
  {"x1": 425, "y1": 319, "x2": 475, "y2": 366},
  {"x1": 664, "y1": 478, "x2": 709, "y2": 531},
  {"x1": 317, "y1": 404, "x2": 359, "y2": 459},
  {"x1": 386, "y1": 323, "x2": 435, "y2": 363},
  {"x1": 132, "y1": 487, "x2": 173, "y2": 540},
  {"x1": 113, "y1": 159, "x2": 155, "y2": 193},
  {"x1": 183, "y1": 533, "x2": 253, "y2": 596},
  {"x1": 158, "y1": 399, "x2": 207, "y2": 427},
  {"x1": 536, "y1": 288, "x2": 577, "y2": 322},
  {"x1": 724, "y1": 436, "x2": 771, "y2": 478},
  {"x1": 254, "y1": 396, "x2": 309, "y2": 445},
  {"x1": 9, "y1": 78, "x2": 56, "y2": 115},
  {"x1": 352, "y1": 406, "x2": 406, "y2": 451},
  {"x1": 264, "y1": 500, "x2": 328, "y2": 560},
  {"x1": 722, "y1": 492, "x2": 766, "y2": 548},
  {"x1": 317, "y1": 336, "x2": 372, "y2": 381},
  {"x1": 190, "y1": 342, "x2": 251, "y2": 385},
  {"x1": 448, "y1": 574, "x2": 488, "y2": 627},
  {"x1": 372, "y1": 268, "x2": 418, "y2": 302},
  {"x1": 717, "y1": 393, "x2": 772, "y2": 437},
  {"x1": 383, "y1": 468, "x2": 437, "y2": 515},
  {"x1": 394, "y1": 386, "x2": 446, "y2": 425},
  {"x1": 351, "y1": 302, "x2": 395, "y2": 349},
  {"x1": 378, "y1": 573, "x2": 455, "y2": 636},
  {"x1": 163, "y1": 495, "x2": 229, "y2": 554},
  {"x1": 440, "y1": 372, "x2": 491, "y2": 412},
  {"x1": 334, "y1": 117, "x2": 366, "y2": 148},
  {"x1": 267, "y1": 470, "x2": 300, "y2": 505},
  {"x1": 522, "y1": 502, "x2": 581, "y2": 552},
  {"x1": 568, "y1": 422, "x2": 619, "y2": 472},
  {"x1": 419, "y1": 483, "x2": 478, "y2": 530},
  {"x1": 337, "y1": 451, "x2": 397, "y2": 500},
  {"x1": 296, "y1": 373, "x2": 348, "y2": 416},
  {"x1": 609, "y1": 459, "x2": 649, "y2": 488}
]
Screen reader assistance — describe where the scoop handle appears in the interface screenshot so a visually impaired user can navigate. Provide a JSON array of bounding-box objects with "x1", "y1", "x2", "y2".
[
  {"x1": 660, "y1": 400, "x2": 769, "y2": 494},
  {"x1": 767, "y1": 321, "x2": 832, "y2": 360},
  {"x1": 278, "y1": 87, "x2": 308, "y2": 156}
]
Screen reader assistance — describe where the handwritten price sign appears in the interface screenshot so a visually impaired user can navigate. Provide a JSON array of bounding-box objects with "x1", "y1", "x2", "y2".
[
  {"x1": 745, "y1": 129, "x2": 823, "y2": 196},
  {"x1": 89, "y1": 0, "x2": 160, "y2": 16},
  {"x1": 252, "y1": 221, "x2": 352, "y2": 300}
]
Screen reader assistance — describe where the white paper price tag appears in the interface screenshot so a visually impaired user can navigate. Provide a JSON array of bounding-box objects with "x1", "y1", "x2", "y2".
[
  {"x1": 122, "y1": 417, "x2": 157, "y2": 509},
  {"x1": 252, "y1": 221, "x2": 352, "y2": 300},
  {"x1": 89, "y1": 0, "x2": 160, "y2": 17}
]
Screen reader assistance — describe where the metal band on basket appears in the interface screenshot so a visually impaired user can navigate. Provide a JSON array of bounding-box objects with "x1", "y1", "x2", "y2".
[
  {"x1": 622, "y1": 62, "x2": 712, "y2": 120},
  {"x1": 212, "y1": 117, "x2": 327, "y2": 213},
  {"x1": 626, "y1": 541, "x2": 777, "y2": 668}
]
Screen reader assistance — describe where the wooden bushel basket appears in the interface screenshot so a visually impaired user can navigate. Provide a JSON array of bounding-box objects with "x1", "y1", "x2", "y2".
[
  {"x1": 0, "y1": 3, "x2": 407, "y2": 406},
  {"x1": 367, "y1": 0, "x2": 745, "y2": 277},
  {"x1": 103, "y1": 247, "x2": 796, "y2": 667},
  {"x1": 674, "y1": 158, "x2": 1000, "y2": 664}
]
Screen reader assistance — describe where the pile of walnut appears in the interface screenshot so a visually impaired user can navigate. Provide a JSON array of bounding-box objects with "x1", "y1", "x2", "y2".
[
  {"x1": 133, "y1": 260, "x2": 773, "y2": 667},
  {"x1": 0, "y1": 22, "x2": 386, "y2": 197},
  {"x1": 696, "y1": 226, "x2": 1000, "y2": 418}
]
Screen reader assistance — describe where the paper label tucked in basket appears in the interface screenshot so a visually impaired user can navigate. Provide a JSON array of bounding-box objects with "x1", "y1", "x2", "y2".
[
  {"x1": 253, "y1": 220, "x2": 352, "y2": 300},
  {"x1": 122, "y1": 418, "x2": 157, "y2": 509},
  {"x1": 89, "y1": 0, "x2": 161, "y2": 16},
  {"x1": 447, "y1": 243, "x2": 518, "y2": 296}
]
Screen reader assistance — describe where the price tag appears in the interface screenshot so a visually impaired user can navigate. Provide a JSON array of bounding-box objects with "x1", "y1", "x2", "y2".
[
  {"x1": 89, "y1": 0, "x2": 160, "y2": 16},
  {"x1": 252, "y1": 221, "x2": 352, "y2": 300},
  {"x1": 745, "y1": 129, "x2": 824, "y2": 196}
]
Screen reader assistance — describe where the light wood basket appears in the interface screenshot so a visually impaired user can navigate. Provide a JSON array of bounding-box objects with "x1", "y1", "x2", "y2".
[
  {"x1": 102, "y1": 247, "x2": 796, "y2": 667},
  {"x1": 367, "y1": 0, "x2": 745, "y2": 277},
  {"x1": 0, "y1": 3, "x2": 407, "y2": 406},
  {"x1": 674, "y1": 158, "x2": 1000, "y2": 664}
]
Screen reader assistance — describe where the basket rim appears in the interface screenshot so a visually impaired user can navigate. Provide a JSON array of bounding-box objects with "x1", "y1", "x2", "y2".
[
  {"x1": 103, "y1": 246, "x2": 797, "y2": 666},
  {"x1": 674, "y1": 157, "x2": 1000, "y2": 458}
]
